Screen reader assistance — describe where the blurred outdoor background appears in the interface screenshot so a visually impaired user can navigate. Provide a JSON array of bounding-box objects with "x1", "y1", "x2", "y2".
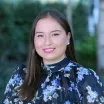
[{"x1": 0, "y1": 0, "x2": 104, "y2": 101}]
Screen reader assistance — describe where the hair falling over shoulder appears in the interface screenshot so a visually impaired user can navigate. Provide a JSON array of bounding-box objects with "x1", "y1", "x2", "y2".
[{"x1": 18, "y1": 9, "x2": 77, "y2": 101}]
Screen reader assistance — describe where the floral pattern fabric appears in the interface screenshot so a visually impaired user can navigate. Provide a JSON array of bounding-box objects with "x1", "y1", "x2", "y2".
[{"x1": 2, "y1": 57, "x2": 104, "y2": 104}]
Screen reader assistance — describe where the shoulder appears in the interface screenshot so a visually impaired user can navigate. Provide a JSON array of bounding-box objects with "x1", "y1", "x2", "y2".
[
  {"x1": 13, "y1": 64, "x2": 26, "y2": 78},
  {"x1": 70, "y1": 61, "x2": 104, "y2": 89},
  {"x1": 5, "y1": 64, "x2": 26, "y2": 92},
  {"x1": 70, "y1": 63, "x2": 104, "y2": 103},
  {"x1": 67, "y1": 60, "x2": 102, "y2": 86},
  {"x1": 68, "y1": 60, "x2": 95, "y2": 76},
  {"x1": 12, "y1": 64, "x2": 26, "y2": 83},
  {"x1": 2, "y1": 64, "x2": 26, "y2": 103}
]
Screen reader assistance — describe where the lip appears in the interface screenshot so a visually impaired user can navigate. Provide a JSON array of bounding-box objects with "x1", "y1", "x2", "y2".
[{"x1": 43, "y1": 48, "x2": 55, "y2": 53}]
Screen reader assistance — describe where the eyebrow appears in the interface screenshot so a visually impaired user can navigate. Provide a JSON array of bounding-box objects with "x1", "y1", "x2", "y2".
[
  {"x1": 51, "y1": 30, "x2": 61, "y2": 33},
  {"x1": 35, "y1": 32, "x2": 44, "y2": 34},
  {"x1": 35, "y1": 30, "x2": 61, "y2": 34}
]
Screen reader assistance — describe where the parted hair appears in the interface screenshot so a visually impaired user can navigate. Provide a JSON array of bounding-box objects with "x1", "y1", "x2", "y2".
[{"x1": 19, "y1": 9, "x2": 77, "y2": 101}]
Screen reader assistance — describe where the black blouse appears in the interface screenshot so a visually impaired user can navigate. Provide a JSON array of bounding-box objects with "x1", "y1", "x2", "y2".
[{"x1": 2, "y1": 57, "x2": 104, "y2": 104}]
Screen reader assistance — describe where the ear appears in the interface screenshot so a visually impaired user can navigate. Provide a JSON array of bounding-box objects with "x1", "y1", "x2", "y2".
[
  {"x1": 67, "y1": 32, "x2": 71, "y2": 40},
  {"x1": 66, "y1": 32, "x2": 71, "y2": 45}
]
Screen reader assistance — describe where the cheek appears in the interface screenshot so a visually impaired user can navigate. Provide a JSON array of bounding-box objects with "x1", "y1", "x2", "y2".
[
  {"x1": 53, "y1": 36, "x2": 67, "y2": 46},
  {"x1": 34, "y1": 39, "x2": 44, "y2": 49}
]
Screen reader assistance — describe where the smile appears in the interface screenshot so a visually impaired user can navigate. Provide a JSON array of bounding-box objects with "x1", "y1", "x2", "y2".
[{"x1": 43, "y1": 48, "x2": 55, "y2": 53}]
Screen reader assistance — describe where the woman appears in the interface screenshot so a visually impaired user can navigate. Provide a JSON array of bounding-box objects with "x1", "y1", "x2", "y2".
[{"x1": 2, "y1": 9, "x2": 104, "y2": 104}]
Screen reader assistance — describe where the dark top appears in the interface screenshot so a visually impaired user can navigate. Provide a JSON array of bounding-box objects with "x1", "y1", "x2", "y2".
[{"x1": 2, "y1": 57, "x2": 104, "y2": 104}]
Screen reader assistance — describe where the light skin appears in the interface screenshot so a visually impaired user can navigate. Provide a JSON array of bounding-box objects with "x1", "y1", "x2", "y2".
[{"x1": 34, "y1": 17, "x2": 70, "y2": 64}]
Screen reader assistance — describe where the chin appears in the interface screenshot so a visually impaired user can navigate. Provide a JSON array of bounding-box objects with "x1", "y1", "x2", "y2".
[
  {"x1": 42, "y1": 55, "x2": 64, "y2": 63},
  {"x1": 42, "y1": 55, "x2": 57, "y2": 60},
  {"x1": 43, "y1": 56, "x2": 56, "y2": 60}
]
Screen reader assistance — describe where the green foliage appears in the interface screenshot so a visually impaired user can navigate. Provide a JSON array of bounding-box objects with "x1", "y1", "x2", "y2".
[
  {"x1": 71, "y1": 2, "x2": 96, "y2": 70},
  {"x1": 43, "y1": 3, "x2": 66, "y2": 15},
  {"x1": 0, "y1": 2, "x2": 15, "y2": 61},
  {"x1": 72, "y1": 2, "x2": 89, "y2": 42},
  {"x1": 75, "y1": 36, "x2": 96, "y2": 70},
  {"x1": 0, "y1": 1, "x2": 96, "y2": 101},
  {"x1": 0, "y1": 1, "x2": 67, "y2": 100},
  {"x1": 15, "y1": 1, "x2": 43, "y2": 25}
]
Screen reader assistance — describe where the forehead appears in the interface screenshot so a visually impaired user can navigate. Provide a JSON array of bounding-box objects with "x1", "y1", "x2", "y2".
[{"x1": 35, "y1": 17, "x2": 64, "y2": 31}]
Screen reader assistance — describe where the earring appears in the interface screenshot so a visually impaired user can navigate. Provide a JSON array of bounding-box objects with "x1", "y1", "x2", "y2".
[{"x1": 67, "y1": 41, "x2": 70, "y2": 45}]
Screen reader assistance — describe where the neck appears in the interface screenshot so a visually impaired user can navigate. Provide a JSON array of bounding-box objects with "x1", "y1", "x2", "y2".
[
  {"x1": 43, "y1": 55, "x2": 66, "y2": 65},
  {"x1": 42, "y1": 56, "x2": 70, "y2": 74}
]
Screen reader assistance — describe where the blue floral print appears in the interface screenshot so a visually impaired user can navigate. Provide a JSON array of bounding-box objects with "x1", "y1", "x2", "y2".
[
  {"x1": 1, "y1": 57, "x2": 104, "y2": 104},
  {"x1": 64, "y1": 100, "x2": 71, "y2": 104}
]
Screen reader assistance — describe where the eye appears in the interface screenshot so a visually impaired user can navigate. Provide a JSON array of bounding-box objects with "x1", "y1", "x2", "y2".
[
  {"x1": 37, "y1": 35, "x2": 43, "y2": 37},
  {"x1": 52, "y1": 33, "x2": 59, "y2": 36}
]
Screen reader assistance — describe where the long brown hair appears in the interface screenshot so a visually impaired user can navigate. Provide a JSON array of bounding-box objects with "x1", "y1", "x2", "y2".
[{"x1": 19, "y1": 9, "x2": 77, "y2": 101}]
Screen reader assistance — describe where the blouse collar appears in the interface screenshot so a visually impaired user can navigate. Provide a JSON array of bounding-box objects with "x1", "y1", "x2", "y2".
[{"x1": 42, "y1": 57, "x2": 70, "y2": 74}]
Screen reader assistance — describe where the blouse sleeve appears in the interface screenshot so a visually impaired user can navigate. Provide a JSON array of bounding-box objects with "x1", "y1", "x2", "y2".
[
  {"x1": 77, "y1": 67, "x2": 104, "y2": 104},
  {"x1": 1, "y1": 64, "x2": 25, "y2": 104}
]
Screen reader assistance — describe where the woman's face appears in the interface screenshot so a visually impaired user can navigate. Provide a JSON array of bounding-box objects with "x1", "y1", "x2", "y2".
[{"x1": 34, "y1": 17, "x2": 70, "y2": 64}]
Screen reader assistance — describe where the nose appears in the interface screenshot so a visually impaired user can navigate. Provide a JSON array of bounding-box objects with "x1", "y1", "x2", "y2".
[{"x1": 45, "y1": 35, "x2": 52, "y2": 46}]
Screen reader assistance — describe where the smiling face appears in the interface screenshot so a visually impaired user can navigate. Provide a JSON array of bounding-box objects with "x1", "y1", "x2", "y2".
[{"x1": 34, "y1": 17, "x2": 70, "y2": 64}]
